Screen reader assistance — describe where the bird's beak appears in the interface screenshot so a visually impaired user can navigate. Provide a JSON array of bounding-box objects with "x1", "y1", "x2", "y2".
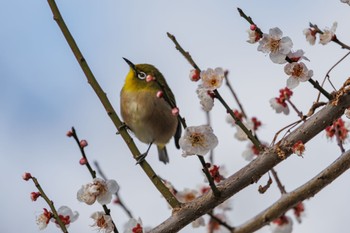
[{"x1": 123, "y1": 57, "x2": 137, "y2": 73}]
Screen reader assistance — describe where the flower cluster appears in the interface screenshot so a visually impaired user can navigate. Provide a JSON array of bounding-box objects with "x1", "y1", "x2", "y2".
[
  {"x1": 190, "y1": 67, "x2": 225, "y2": 112},
  {"x1": 270, "y1": 87, "x2": 293, "y2": 115},
  {"x1": 325, "y1": 118, "x2": 349, "y2": 142},
  {"x1": 179, "y1": 125, "x2": 218, "y2": 157},
  {"x1": 292, "y1": 140, "x2": 305, "y2": 157},
  {"x1": 303, "y1": 22, "x2": 337, "y2": 45},
  {"x1": 36, "y1": 206, "x2": 79, "y2": 230},
  {"x1": 77, "y1": 178, "x2": 119, "y2": 205}
]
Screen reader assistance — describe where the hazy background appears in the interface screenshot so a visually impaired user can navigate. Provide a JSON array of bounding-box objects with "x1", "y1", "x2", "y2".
[{"x1": 1, "y1": 1, "x2": 350, "y2": 232}]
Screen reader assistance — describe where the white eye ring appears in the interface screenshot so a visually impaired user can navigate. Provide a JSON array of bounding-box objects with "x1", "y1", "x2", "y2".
[{"x1": 137, "y1": 72, "x2": 147, "y2": 80}]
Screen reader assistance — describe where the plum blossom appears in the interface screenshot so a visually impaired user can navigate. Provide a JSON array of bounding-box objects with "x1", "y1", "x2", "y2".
[
  {"x1": 258, "y1": 27, "x2": 293, "y2": 64},
  {"x1": 319, "y1": 22, "x2": 337, "y2": 45},
  {"x1": 303, "y1": 27, "x2": 317, "y2": 45},
  {"x1": 270, "y1": 215, "x2": 293, "y2": 233},
  {"x1": 284, "y1": 62, "x2": 313, "y2": 89},
  {"x1": 124, "y1": 218, "x2": 146, "y2": 233},
  {"x1": 292, "y1": 140, "x2": 305, "y2": 156},
  {"x1": 77, "y1": 178, "x2": 119, "y2": 205},
  {"x1": 176, "y1": 188, "x2": 198, "y2": 203},
  {"x1": 189, "y1": 69, "x2": 200, "y2": 82},
  {"x1": 36, "y1": 208, "x2": 52, "y2": 230},
  {"x1": 208, "y1": 213, "x2": 231, "y2": 233},
  {"x1": 200, "y1": 67, "x2": 225, "y2": 90},
  {"x1": 287, "y1": 49, "x2": 309, "y2": 62},
  {"x1": 192, "y1": 217, "x2": 205, "y2": 228},
  {"x1": 179, "y1": 125, "x2": 218, "y2": 157},
  {"x1": 293, "y1": 202, "x2": 306, "y2": 223},
  {"x1": 325, "y1": 118, "x2": 349, "y2": 141},
  {"x1": 52, "y1": 206, "x2": 79, "y2": 228},
  {"x1": 246, "y1": 25, "x2": 262, "y2": 44},
  {"x1": 196, "y1": 85, "x2": 214, "y2": 111},
  {"x1": 91, "y1": 211, "x2": 114, "y2": 233},
  {"x1": 270, "y1": 88, "x2": 293, "y2": 115},
  {"x1": 242, "y1": 143, "x2": 261, "y2": 161}
]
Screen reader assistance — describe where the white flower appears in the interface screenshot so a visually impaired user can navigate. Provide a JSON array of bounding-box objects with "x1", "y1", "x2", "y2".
[
  {"x1": 257, "y1": 27, "x2": 293, "y2": 64},
  {"x1": 124, "y1": 218, "x2": 144, "y2": 233},
  {"x1": 319, "y1": 22, "x2": 337, "y2": 45},
  {"x1": 341, "y1": 0, "x2": 350, "y2": 5},
  {"x1": 77, "y1": 178, "x2": 119, "y2": 205},
  {"x1": 303, "y1": 28, "x2": 317, "y2": 45},
  {"x1": 91, "y1": 211, "x2": 114, "y2": 233},
  {"x1": 179, "y1": 125, "x2": 218, "y2": 157},
  {"x1": 284, "y1": 62, "x2": 313, "y2": 89},
  {"x1": 234, "y1": 120, "x2": 254, "y2": 141},
  {"x1": 287, "y1": 49, "x2": 309, "y2": 62},
  {"x1": 196, "y1": 85, "x2": 214, "y2": 111},
  {"x1": 36, "y1": 208, "x2": 51, "y2": 230},
  {"x1": 192, "y1": 217, "x2": 205, "y2": 228},
  {"x1": 270, "y1": 216, "x2": 293, "y2": 233},
  {"x1": 200, "y1": 67, "x2": 225, "y2": 90},
  {"x1": 176, "y1": 188, "x2": 198, "y2": 203},
  {"x1": 208, "y1": 213, "x2": 231, "y2": 233},
  {"x1": 246, "y1": 29, "x2": 260, "y2": 44},
  {"x1": 269, "y1": 98, "x2": 289, "y2": 115},
  {"x1": 345, "y1": 108, "x2": 350, "y2": 119},
  {"x1": 52, "y1": 206, "x2": 79, "y2": 228}
]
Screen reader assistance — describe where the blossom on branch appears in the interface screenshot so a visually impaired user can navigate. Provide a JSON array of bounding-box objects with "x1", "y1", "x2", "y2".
[
  {"x1": 124, "y1": 218, "x2": 146, "y2": 233},
  {"x1": 77, "y1": 178, "x2": 119, "y2": 205},
  {"x1": 179, "y1": 125, "x2": 218, "y2": 157},
  {"x1": 200, "y1": 67, "x2": 225, "y2": 90},
  {"x1": 269, "y1": 87, "x2": 293, "y2": 115},
  {"x1": 52, "y1": 206, "x2": 79, "y2": 228},
  {"x1": 36, "y1": 208, "x2": 52, "y2": 230},
  {"x1": 196, "y1": 85, "x2": 214, "y2": 112},
  {"x1": 91, "y1": 211, "x2": 114, "y2": 233},
  {"x1": 303, "y1": 27, "x2": 317, "y2": 45},
  {"x1": 325, "y1": 118, "x2": 349, "y2": 142},
  {"x1": 257, "y1": 27, "x2": 293, "y2": 64},
  {"x1": 270, "y1": 215, "x2": 293, "y2": 233},
  {"x1": 319, "y1": 22, "x2": 337, "y2": 45},
  {"x1": 284, "y1": 62, "x2": 313, "y2": 89}
]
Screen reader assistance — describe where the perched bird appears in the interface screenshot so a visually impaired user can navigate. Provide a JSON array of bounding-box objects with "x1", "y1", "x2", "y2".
[{"x1": 120, "y1": 58, "x2": 181, "y2": 164}]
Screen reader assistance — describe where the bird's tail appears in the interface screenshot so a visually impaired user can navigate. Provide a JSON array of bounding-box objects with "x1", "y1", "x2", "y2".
[{"x1": 157, "y1": 145, "x2": 169, "y2": 164}]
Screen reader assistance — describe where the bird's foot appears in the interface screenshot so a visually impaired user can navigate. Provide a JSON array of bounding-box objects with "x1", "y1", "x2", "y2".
[
  {"x1": 135, "y1": 152, "x2": 148, "y2": 165},
  {"x1": 116, "y1": 122, "x2": 129, "y2": 135}
]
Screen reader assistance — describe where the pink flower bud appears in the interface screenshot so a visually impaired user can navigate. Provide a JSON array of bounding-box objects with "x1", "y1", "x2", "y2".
[
  {"x1": 189, "y1": 69, "x2": 200, "y2": 82},
  {"x1": 66, "y1": 130, "x2": 74, "y2": 137},
  {"x1": 30, "y1": 192, "x2": 41, "y2": 201},
  {"x1": 79, "y1": 157, "x2": 87, "y2": 165},
  {"x1": 171, "y1": 107, "x2": 179, "y2": 116},
  {"x1": 146, "y1": 75, "x2": 155, "y2": 82},
  {"x1": 156, "y1": 91, "x2": 163, "y2": 98},
  {"x1": 80, "y1": 140, "x2": 88, "y2": 148},
  {"x1": 22, "y1": 172, "x2": 32, "y2": 181},
  {"x1": 250, "y1": 24, "x2": 257, "y2": 31}
]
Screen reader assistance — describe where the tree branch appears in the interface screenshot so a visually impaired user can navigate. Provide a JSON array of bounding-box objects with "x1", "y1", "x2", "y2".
[
  {"x1": 233, "y1": 149, "x2": 350, "y2": 233},
  {"x1": 150, "y1": 94, "x2": 350, "y2": 233}
]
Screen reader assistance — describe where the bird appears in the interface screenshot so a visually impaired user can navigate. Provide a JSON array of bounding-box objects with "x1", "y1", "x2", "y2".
[{"x1": 120, "y1": 58, "x2": 181, "y2": 164}]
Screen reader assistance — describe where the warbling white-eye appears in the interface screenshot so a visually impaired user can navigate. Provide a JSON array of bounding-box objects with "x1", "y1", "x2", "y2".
[{"x1": 120, "y1": 58, "x2": 181, "y2": 164}]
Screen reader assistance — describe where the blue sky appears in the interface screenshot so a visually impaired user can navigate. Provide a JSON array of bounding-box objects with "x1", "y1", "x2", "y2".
[{"x1": 1, "y1": 1, "x2": 350, "y2": 233}]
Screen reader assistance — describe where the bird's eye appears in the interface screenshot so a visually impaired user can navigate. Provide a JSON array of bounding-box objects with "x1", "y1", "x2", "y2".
[{"x1": 137, "y1": 72, "x2": 147, "y2": 80}]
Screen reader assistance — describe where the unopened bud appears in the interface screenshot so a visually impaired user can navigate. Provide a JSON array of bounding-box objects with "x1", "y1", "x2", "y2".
[
  {"x1": 250, "y1": 24, "x2": 257, "y2": 31},
  {"x1": 66, "y1": 130, "x2": 74, "y2": 137},
  {"x1": 189, "y1": 69, "x2": 200, "y2": 82},
  {"x1": 30, "y1": 192, "x2": 41, "y2": 201},
  {"x1": 171, "y1": 107, "x2": 179, "y2": 116},
  {"x1": 22, "y1": 172, "x2": 32, "y2": 181},
  {"x1": 79, "y1": 157, "x2": 87, "y2": 165},
  {"x1": 80, "y1": 140, "x2": 88, "y2": 148},
  {"x1": 156, "y1": 91, "x2": 163, "y2": 98}
]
